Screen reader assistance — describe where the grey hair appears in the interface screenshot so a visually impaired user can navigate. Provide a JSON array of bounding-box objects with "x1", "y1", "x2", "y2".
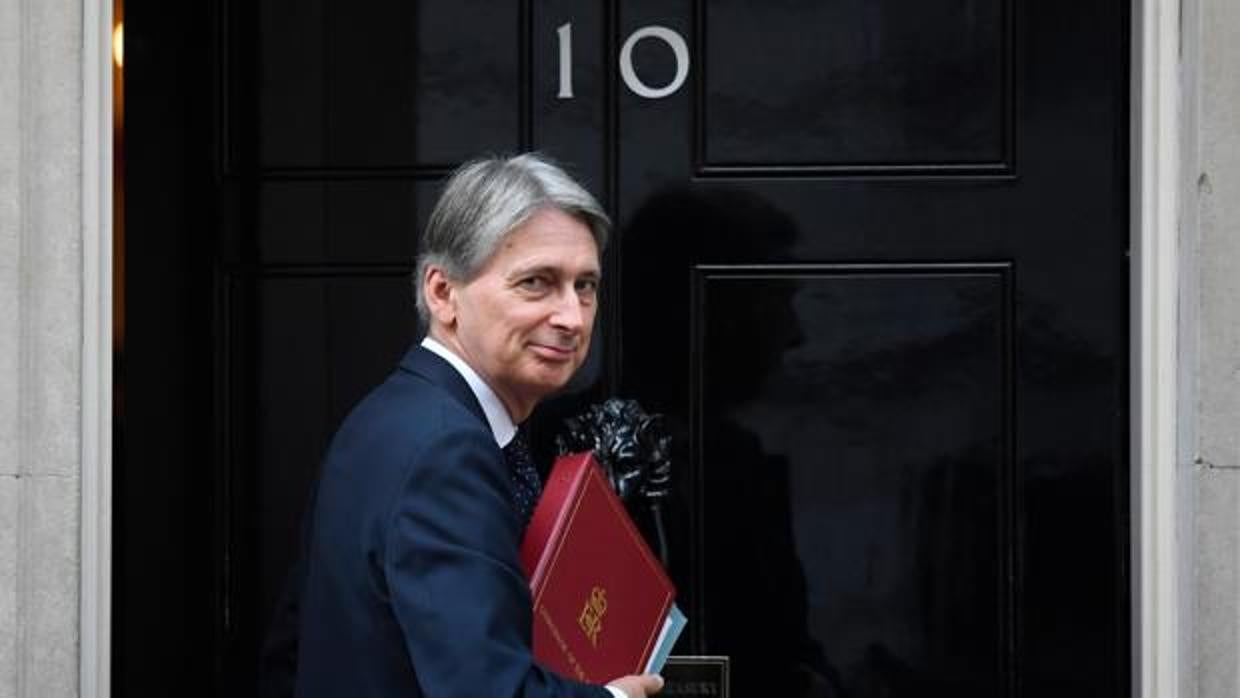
[{"x1": 414, "y1": 153, "x2": 610, "y2": 325}]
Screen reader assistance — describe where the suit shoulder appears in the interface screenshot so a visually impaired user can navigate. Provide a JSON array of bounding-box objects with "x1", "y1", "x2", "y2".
[{"x1": 328, "y1": 369, "x2": 484, "y2": 454}]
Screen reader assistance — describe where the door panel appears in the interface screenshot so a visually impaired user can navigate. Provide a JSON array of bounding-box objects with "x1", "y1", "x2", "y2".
[
  {"x1": 259, "y1": 0, "x2": 523, "y2": 169},
  {"x1": 696, "y1": 266, "x2": 1012, "y2": 696},
  {"x1": 255, "y1": 181, "x2": 435, "y2": 263},
  {"x1": 700, "y1": 0, "x2": 1010, "y2": 170}
]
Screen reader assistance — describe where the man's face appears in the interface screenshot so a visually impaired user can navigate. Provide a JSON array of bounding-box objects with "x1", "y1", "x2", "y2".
[{"x1": 444, "y1": 207, "x2": 601, "y2": 420}]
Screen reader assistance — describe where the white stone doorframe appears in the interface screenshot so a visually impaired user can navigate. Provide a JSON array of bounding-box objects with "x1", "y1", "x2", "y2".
[
  {"x1": 72, "y1": 1, "x2": 1184, "y2": 697},
  {"x1": 1133, "y1": 0, "x2": 1182, "y2": 696},
  {"x1": 80, "y1": 0, "x2": 113, "y2": 697}
]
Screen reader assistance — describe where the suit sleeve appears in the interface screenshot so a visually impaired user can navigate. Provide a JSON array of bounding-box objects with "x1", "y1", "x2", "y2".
[{"x1": 384, "y1": 422, "x2": 612, "y2": 698}]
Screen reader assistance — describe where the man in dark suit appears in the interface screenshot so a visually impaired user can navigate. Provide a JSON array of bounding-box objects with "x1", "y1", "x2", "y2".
[{"x1": 292, "y1": 154, "x2": 663, "y2": 698}]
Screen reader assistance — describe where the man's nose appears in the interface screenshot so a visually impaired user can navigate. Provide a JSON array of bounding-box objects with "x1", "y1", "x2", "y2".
[{"x1": 549, "y1": 287, "x2": 585, "y2": 332}]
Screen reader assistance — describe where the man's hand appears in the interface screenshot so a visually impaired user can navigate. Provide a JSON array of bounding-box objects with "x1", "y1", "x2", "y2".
[{"x1": 607, "y1": 673, "x2": 665, "y2": 697}]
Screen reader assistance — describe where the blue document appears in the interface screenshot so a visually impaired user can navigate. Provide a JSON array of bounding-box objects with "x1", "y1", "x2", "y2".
[{"x1": 643, "y1": 604, "x2": 688, "y2": 674}]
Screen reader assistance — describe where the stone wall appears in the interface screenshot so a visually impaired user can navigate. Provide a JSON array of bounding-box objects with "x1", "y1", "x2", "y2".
[
  {"x1": 0, "y1": 0, "x2": 83, "y2": 696},
  {"x1": 1191, "y1": 0, "x2": 1240, "y2": 694}
]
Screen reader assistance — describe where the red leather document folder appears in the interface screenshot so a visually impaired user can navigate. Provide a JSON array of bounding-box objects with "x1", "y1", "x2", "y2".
[{"x1": 520, "y1": 452, "x2": 676, "y2": 684}]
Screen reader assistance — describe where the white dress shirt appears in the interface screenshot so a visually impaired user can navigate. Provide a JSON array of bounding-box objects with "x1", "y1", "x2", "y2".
[{"x1": 420, "y1": 337, "x2": 628, "y2": 698}]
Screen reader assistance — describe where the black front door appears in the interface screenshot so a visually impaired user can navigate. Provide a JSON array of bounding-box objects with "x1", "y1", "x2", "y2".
[{"x1": 120, "y1": 1, "x2": 1129, "y2": 696}]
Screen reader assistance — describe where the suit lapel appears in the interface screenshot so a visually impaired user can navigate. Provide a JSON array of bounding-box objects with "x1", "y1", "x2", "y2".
[{"x1": 397, "y1": 343, "x2": 489, "y2": 426}]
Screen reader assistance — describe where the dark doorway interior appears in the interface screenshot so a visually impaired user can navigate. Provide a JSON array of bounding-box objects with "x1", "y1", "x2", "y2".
[{"x1": 115, "y1": 1, "x2": 221, "y2": 696}]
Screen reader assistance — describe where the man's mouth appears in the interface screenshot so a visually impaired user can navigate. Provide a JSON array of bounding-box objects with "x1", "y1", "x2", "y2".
[{"x1": 528, "y1": 342, "x2": 577, "y2": 362}]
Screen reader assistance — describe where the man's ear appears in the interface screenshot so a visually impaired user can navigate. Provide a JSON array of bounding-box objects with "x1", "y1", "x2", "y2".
[{"x1": 423, "y1": 265, "x2": 457, "y2": 327}]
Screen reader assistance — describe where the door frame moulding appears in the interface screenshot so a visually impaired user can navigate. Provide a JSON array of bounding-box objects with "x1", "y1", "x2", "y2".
[
  {"x1": 1131, "y1": 0, "x2": 1182, "y2": 697},
  {"x1": 73, "y1": 1, "x2": 1182, "y2": 696},
  {"x1": 80, "y1": 0, "x2": 114, "y2": 696}
]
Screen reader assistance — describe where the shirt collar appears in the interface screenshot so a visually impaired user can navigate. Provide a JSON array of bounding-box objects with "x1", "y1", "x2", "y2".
[{"x1": 420, "y1": 336, "x2": 518, "y2": 447}]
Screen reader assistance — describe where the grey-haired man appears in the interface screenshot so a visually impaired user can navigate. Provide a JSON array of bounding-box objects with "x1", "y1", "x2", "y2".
[{"x1": 282, "y1": 154, "x2": 663, "y2": 698}]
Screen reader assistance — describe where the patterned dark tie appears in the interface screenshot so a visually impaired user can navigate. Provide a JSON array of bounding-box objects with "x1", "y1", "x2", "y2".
[{"x1": 502, "y1": 428, "x2": 542, "y2": 527}]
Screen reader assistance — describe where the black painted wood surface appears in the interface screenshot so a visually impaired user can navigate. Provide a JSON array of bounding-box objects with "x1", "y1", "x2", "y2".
[{"x1": 119, "y1": 1, "x2": 1130, "y2": 696}]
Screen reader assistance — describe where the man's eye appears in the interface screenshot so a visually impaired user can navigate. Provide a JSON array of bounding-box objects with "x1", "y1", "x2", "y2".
[
  {"x1": 518, "y1": 276, "x2": 549, "y2": 292},
  {"x1": 575, "y1": 279, "x2": 599, "y2": 302}
]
